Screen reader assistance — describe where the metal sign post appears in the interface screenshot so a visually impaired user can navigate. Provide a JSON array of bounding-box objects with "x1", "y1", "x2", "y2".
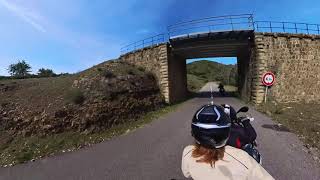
[
  {"x1": 264, "y1": 86, "x2": 268, "y2": 103},
  {"x1": 262, "y1": 72, "x2": 275, "y2": 103}
]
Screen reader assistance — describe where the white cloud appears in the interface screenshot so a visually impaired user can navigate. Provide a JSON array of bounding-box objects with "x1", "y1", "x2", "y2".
[
  {"x1": 0, "y1": 0, "x2": 46, "y2": 32},
  {"x1": 0, "y1": 1, "x2": 126, "y2": 76}
]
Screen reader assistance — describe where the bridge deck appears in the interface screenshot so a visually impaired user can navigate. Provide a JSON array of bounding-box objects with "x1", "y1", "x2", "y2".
[{"x1": 169, "y1": 30, "x2": 253, "y2": 58}]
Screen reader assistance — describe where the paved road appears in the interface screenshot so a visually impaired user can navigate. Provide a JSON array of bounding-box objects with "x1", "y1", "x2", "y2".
[{"x1": 1, "y1": 82, "x2": 320, "y2": 180}]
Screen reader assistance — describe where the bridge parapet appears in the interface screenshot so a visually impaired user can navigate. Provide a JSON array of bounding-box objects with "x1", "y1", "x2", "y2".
[
  {"x1": 167, "y1": 14, "x2": 254, "y2": 38},
  {"x1": 120, "y1": 14, "x2": 320, "y2": 55}
]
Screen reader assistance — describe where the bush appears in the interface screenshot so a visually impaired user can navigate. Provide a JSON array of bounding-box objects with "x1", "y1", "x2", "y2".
[
  {"x1": 65, "y1": 88, "x2": 85, "y2": 104},
  {"x1": 274, "y1": 106, "x2": 283, "y2": 114},
  {"x1": 145, "y1": 72, "x2": 155, "y2": 80},
  {"x1": 127, "y1": 69, "x2": 135, "y2": 75},
  {"x1": 187, "y1": 74, "x2": 206, "y2": 92},
  {"x1": 38, "y1": 68, "x2": 56, "y2": 77},
  {"x1": 137, "y1": 66, "x2": 145, "y2": 72},
  {"x1": 102, "y1": 71, "x2": 115, "y2": 78}
]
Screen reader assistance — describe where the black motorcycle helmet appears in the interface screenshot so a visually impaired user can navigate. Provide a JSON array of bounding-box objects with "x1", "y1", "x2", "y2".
[{"x1": 191, "y1": 104, "x2": 231, "y2": 149}]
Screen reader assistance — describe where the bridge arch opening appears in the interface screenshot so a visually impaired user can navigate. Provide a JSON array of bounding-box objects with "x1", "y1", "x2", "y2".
[
  {"x1": 167, "y1": 30, "x2": 254, "y2": 102},
  {"x1": 186, "y1": 57, "x2": 238, "y2": 96}
]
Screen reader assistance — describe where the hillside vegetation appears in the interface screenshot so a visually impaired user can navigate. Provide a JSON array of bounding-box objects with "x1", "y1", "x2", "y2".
[
  {"x1": 187, "y1": 60, "x2": 237, "y2": 91},
  {"x1": 0, "y1": 60, "x2": 166, "y2": 166}
]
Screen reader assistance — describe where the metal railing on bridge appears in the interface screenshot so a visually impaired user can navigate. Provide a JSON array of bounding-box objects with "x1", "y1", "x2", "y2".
[
  {"x1": 254, "y1": 21, "x2": 320, "y2": 35},
  {"x1": 120, "y1": 14, "x2": 320, "y2": 55},
  {"x1": 120, "y1": 34, "x2": 165, "y2": 54},
  {"x1": 167, "y1": 14, "x2": 254, "y2": 37}
]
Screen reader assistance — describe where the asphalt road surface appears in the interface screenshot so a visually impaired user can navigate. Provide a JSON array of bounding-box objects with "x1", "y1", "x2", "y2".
[{"x1": 1, "y1": 82, "x2": 320, "y2": 180}]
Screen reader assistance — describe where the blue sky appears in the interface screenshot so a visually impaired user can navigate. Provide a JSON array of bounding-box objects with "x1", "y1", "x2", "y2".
[
  {"x1": 0, "y1": 0, "x2": 319, "y2": 75},
  {"x1": 187, "y1": 57, "x2": 237, "y2": 65}
]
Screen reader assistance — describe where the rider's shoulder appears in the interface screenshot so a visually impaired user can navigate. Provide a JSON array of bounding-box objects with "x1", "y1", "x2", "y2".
[
  {"x1": 225, "y1": 145, "x2": 248, "y2": 156},
  {"x1": 225, "y1": 146, "x2": 256, "y2": 168},
  {"x1": 183, "y1": 145, "x2": 195, "y2": 153},
  {"x1": 183, "y1": 145, "x2": 195, "y2": 156}
]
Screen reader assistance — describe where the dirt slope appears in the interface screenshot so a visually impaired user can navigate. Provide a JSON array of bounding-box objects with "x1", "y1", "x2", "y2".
[{"x1": 0, "y1": 60, "x2": 164, "y2": 138}]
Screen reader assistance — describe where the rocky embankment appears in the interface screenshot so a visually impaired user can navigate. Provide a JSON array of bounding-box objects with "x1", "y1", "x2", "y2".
[{"x1": 0, "y1": 60, "x2": 164, "y2": 137}]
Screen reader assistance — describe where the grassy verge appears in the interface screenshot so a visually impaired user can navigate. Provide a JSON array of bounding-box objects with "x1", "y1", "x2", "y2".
[
  {"x1": 257, "y1": 101, "x2": 320, "y2": 159},
  {"x1": 0, "y1": 102, "x2": 182, "y2": 167},
  {"x1": 187, "y1": 74, "x2": 207, "y2": 92},
  {"x1": 224, "y1": 85, "x2": 237, "y2": 92},
  {"x1": 224, "y1": 85, "x2": 239, "y2": 97}
]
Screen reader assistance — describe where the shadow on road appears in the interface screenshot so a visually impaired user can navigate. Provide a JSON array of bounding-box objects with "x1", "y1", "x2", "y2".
[{"x1": 261, "y1": 124, "x2": 291, "y2": 132}]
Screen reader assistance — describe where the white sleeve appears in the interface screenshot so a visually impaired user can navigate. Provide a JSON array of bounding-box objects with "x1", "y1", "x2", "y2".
[
  {"x1": 248, "y1": 160, "x2": 275, "y2": 180},
  {"x1": 181, "y1": 147, "x2": 192, "y2": 178}
]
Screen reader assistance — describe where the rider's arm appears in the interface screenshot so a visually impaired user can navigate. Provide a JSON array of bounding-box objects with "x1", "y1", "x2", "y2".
[
  {"x1": 240, "y1": 119, "x2": 257, "y2": 143},
  {"x1": 181, "y1": 146, "x2": 192, "y2": 178}
]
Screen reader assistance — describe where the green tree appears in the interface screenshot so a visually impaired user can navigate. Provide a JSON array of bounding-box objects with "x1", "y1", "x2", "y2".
[
  {"x1": 8, "y1": 60, "x2": 31, "y2": 78},
  {"x1": 37, "y1": 68, "x2": 56, "y2": 77}
]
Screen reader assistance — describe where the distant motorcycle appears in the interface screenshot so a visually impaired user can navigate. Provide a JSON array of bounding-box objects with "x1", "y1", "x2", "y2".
[
  {"x1": 219, "y1": 88, "x2": 226, "y2": 96},
  {"x1": 218, "y1": 84, "x2": 225, "y2": 96}
]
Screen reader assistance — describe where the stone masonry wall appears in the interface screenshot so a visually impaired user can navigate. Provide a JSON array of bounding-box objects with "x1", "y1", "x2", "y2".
[
  {"x1": 253, "y1": 32, "x2": 320, "y2": 103},
  {"x1": 237, "y1": 45, "x2": 254, "y2": 102},
  {"x1": 167, "y1": 53, "x2": 188, "y2": 103},
  {"x1": 249, "y1": 34, "x2": 268, "y2": 103},
  {"x1": 119, "y1": 43, "x2": 171, "y2": 103}
]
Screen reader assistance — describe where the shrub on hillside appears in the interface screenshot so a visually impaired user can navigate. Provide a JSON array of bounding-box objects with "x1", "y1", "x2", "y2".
[
  {"x1": 127, "y1": 69, "x2": 136, "y2": 75},
  {"x1": 138, "y1": 66, "x2": 146, "y2": 72},
  {"x1": 38, "y1": 68, "x2": 57, "y2": 77},
  {"x1": 65, "y1": 88, "x2": 85, "y2": 104},
  {"x1": 102, "y1": 70, "x2": 115, "y2": 78},
  {"x1": 145, "y1": 72, "x2": 156, "y2": 80}
]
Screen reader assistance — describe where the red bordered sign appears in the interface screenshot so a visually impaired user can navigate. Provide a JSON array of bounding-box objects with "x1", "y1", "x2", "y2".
[{"x1": 262, "y1": 72, "x2": 275, "y2": 86}]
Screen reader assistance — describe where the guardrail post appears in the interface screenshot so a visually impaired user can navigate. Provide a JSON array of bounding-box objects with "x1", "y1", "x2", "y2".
[
  {"x1": 295, "y1": 23, "x2": 297, "y2": 33},
  {"x1": 251, "y1": 15, "x2": 255, "y2": 29},
  {"x1": 306, "y1": 24, "x2": 309, "y2": 34},
  {"x1": 269, "y1": 22, "x2": 272, "y2": 32},
  {"x1": 317, "y1": 25, "x2": 320, "y2": 34},
  {"x1": 282, "y1": 22, "x2": 285, "y2": 32},
  {"x1": 230, "y1": 16, "x2": 234, "y2": 30}
]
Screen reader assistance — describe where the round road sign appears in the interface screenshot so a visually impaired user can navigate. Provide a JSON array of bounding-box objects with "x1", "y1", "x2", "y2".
[{"x1": 262, "y1": 72, "x2": 275, "y2": 86}]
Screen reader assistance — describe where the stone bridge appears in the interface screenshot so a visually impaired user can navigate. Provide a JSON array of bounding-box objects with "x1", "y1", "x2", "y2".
[{"x1": 119, "y1": 16, "x2": 320, "y2": 104}]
